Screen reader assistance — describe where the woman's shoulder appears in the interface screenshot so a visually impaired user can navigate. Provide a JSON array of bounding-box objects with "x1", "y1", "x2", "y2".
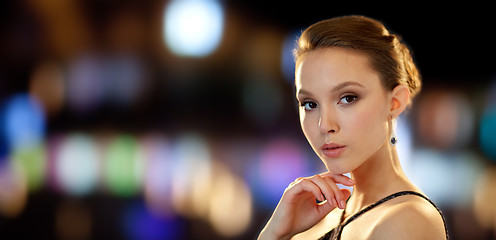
[
  {"x1": 369, "y1": 194, "x2": 446, "y2": 239},
  {"x1": 291, "y1": 208, "x2": 344, "y2": 240}
]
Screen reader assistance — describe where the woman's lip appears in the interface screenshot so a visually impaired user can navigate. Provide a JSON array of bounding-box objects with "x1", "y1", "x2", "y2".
[
  {"x1": 321, "y1": 143, "x2": 346, "y2": 158},
  {"x1": 321, "y1": 143, "x2": 345, "y2": 150}
]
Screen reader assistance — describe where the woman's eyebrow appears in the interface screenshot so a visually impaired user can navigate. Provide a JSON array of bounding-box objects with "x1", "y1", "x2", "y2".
[
  {"x1": 296, "y1": 89, "x2": 311, "y2": 97},
  {"x1": 332, "y1": 81, "x2": 365, "y2": 92},
  {"x1": 297, "y1": 81, "x2": 364, "y2": 97}
]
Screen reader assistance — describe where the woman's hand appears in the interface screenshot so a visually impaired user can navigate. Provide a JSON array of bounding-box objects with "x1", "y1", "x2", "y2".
[{"x1": 258, "y1": 172, "x2": 354, "y2": 240}]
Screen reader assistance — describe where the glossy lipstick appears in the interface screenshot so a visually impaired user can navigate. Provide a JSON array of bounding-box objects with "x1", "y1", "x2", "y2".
[{"x1": 321, "y1": 143, "x2": 346, "y2": 158}]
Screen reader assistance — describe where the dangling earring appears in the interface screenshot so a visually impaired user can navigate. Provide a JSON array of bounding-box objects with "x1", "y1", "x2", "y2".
[
  {"x1": 389, "y1": 116, "x2": 397, "y2": 145},
  {"x1": 390, "y1": 133, "x2": 397, "y2": 145}
]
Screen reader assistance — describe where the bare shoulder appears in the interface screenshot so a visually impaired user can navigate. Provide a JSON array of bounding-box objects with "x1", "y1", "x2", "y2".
[
  {"x1": 369, "y1": 195, "x2": 446, "y2": 240},
  {"x1": 292, "y1": 208, "x2": 344, "y2": 240}
]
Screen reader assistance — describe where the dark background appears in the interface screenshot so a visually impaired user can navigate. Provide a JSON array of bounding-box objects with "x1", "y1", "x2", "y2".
[{"x1": 0, "y1": 0, "x2": 495, "y2": 239}]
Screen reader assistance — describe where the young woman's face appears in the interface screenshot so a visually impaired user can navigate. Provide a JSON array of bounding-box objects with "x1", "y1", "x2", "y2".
[{"x1": 295, "y1": 48, "x2": 391, "y2": 174}]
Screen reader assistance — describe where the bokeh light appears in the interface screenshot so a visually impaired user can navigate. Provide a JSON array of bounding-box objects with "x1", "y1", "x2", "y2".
[
  {"x1": 0, "y1": 162, "x2": 28, "y2": 217},
  {"x1": 281, "y1": 30, "x2": 300, "y2": 83},
  {"x1": 395, "y1": 116, "x2": 413, "y2": 170},
  {"x1": 416, "y1": 90, "x2": 474, "y2": 150},
  {"x1": 2, "y1": 94, "x2": 45, "y2": 151},
  {"x1": 408, "y1": 149, "x2": 482, "y2": 207},
  {"x1": 1, "y1": 1, "x2": 494, "y2": 239},
  {"x1": 480, "y1": 110, "x2": 496, "y2": 161},
  {"x1": 102, "y1": 55, "x2": 146, "y2": 107},
  {"x1": 170, "y1": 133, "x2": 212, "y2": 217},
  {"x1": 480, "y1": 80, "x2": 496, "y2": 161},
  {"x1": 163, "y1": 0, "x2": 224, "y2": 57},
  {"x1": 208, "y1": 162, "x2": 252, "y2": 237},
  {"x1": 28, "y1": 62, "x2": 65, "y2": 118},
  {"x1": 0, "y1": 127, "x2": 7, "y2": 166},
  {"x1": 10, "y1": 143, "x2": 46, "y2": 191},
  {"x1": 142, "y1": 135, "x2": 174, "y2": 216},
  {"x1": 123, "y1": 201, "x2": 184, "y2": 240},
  {"x1": 66, "y1": 54, "x2": 105, "y2": 114},
  {"x1": 473, "y1": 167, "x2": 496, "y2": 231},
  {"x1": 247, "y1": 138, "x2": 311, "y2": 209},
  {"x1": 55, "y1": 133, "x2": 99, "y2": 196},
  {"x1": 103, "y1": 135, "x2": 144, "y2": 197}
]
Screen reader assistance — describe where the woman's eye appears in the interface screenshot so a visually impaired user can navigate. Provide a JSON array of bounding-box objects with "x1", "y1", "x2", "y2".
[
  {"x1": 301, "y1": 101, "x2": 317, "y2": 110},
  {"x1": 339, "y1": 95, "x2": 358, "y2": 104}
]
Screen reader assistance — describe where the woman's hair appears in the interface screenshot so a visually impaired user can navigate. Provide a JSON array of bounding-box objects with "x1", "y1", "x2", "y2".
[{"x1": 295, "y1": 15, "x2": 421, "y2": 100}]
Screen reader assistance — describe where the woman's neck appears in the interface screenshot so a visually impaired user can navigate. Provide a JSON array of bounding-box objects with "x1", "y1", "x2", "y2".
[{"x1": 346, "y1": 141, "x2": 418, "y2": 215}]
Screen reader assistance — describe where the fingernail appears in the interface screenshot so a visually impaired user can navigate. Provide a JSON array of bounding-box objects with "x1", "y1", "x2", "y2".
[{"x1": 340, "y1": 200, "x2": 346, "y2": 209}]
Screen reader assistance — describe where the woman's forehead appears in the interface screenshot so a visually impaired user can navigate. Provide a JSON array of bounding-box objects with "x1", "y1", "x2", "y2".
[{"x1": 295, "y1": 48, "x2": 380, "y2": 90}]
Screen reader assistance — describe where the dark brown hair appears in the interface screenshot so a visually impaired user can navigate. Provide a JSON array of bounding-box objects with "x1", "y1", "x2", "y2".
[{"x1": 295, "y1": 15, "x2": 421, "y2": 100}]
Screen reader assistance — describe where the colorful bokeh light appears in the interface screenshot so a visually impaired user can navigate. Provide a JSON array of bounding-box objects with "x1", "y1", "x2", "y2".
[
  {"x1": 480, "y1": 81, "x2": 496, "y2": 161},
  {"x1": 0, "y1": 162, "x2": 28, "y2": 217},
  {"x1": 103, "y1": 135, "x2": 143, "y2": 197},
  {"x1": 3, "y1": 94, "x2": 45, "y2": 151},
  {"x1": 123, "y1": 201, "x2": 184, "y2": 240},
  {"x1": 247, "y1": 138, "x2": 311, "y2": 209},
  {"x1": 55, "y1": 133, "x2": 99, "y2": 196},
  {"x1": 170, "y1": 133, "x2": 212, "y2": 217},
  {"x1": 10, "y1": 144, "x2": 46, "y2": 191},
  {"x1": 142, "y1": 135, "x2": 174, "y2": 216}
]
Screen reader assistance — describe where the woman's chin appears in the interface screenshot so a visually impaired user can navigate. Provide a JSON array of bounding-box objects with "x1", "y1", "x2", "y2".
[{"x1": 323, "y1": 162, "x2": 350, "y2": 175}]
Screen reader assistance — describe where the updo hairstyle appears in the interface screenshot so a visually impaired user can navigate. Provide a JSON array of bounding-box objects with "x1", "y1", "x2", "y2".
[{"x1": 295, "y1": 15, "x2": 421, "y2": 101}]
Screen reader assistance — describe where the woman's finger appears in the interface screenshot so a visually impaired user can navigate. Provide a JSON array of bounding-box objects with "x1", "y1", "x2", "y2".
[
  {"x1": 319, "y1": 172, "x2": 355, "y2": 186},
  {"x1": 308, "y1": 175, "x2": 339, "y2": 207},
  {"x1": 316, "y1": 197, "x2": 334, "y2": 216},
  {"x1": 321, "y1": 176, "x2": 347, "y2": 209},
  {"x1": 287, "y1": 173, "x2": 353, "y2": 209},
  {"x1": 341, "y1": 188, "x2": 352, "y2": 200},
  {"x1": 287, "y1": 177, "x2": 304, "y2": 189},
  {"x1": 318, "y1": 172, "x2": 354, "y2": 208},
  {"x1": 292, "y1": 178, "x2": 325, "y2": 202}
]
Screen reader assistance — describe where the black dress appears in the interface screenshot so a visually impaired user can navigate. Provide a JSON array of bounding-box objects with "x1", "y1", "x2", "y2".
[{"x1": 318, "y1": 191, "x2": 449, "y2": 240}]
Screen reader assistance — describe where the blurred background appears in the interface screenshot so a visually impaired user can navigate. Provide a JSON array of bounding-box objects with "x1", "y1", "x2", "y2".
[{"x1": 0, "y1": 0, "x2": 496, "y2": 239}]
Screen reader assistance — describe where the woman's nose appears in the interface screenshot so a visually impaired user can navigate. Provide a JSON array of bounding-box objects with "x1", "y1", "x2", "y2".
[{"x1": 319, "y1": 107, "x2": 338, "y2": 134}]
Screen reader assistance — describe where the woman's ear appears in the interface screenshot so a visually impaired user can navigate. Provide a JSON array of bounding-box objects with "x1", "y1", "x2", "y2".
[{"x1": 389, "y1": 84, "x2": 410, "y2": 118}]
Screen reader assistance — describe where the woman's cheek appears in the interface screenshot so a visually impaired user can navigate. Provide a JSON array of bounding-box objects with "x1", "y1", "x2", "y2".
[
  {"x1": 300, "y1": 111, "x2": 319, "y2": 148},
  {"x1": 351, "y1": 110, "x2": 371, "y2": 133},
  {"x1": 351, "y1": 106, "x2": 387, "y2": 145}
]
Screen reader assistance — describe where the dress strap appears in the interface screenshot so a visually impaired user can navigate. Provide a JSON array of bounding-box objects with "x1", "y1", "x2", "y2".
[{"x1": 327, "y1": 191, "x2": 449, "y2": 240}]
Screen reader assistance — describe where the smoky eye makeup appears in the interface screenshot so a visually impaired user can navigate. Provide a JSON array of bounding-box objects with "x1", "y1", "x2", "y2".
[
  {"x1": 301, "y1": 100, "x2": 318, "y2": 110},
  {"x1": 336, "y1": 86, "x2": 361, "y2": 100},
  {"x1": 338, "y1": 94, "x2": 359, "y2": 104}
]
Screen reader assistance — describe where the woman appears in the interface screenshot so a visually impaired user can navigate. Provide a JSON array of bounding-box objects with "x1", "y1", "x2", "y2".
[{"x1": 258, "y1": 16, "x2": 448, "y2": 240}]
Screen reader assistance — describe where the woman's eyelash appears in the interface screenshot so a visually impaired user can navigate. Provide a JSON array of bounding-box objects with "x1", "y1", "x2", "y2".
[
  {"x1": 298, "y1": 99, "x2": 310, "y2": 106},
  {"x1": 299, "y1": 100, "x2": 318, "y2": 110},
  {"x1": 297, "y1": 94, "x2": 359, "y2": 109},
  {"x1": 339, "y1": 94, "x2": 359, "y2": 104}
]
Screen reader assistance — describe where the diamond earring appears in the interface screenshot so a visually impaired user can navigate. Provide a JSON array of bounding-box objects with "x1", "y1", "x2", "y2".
[{"x1": 389, "y1": 116, "x2": 397, "y2": 145}]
